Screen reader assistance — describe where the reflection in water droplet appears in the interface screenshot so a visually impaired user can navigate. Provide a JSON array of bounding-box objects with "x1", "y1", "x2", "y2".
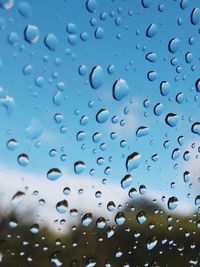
[
  {"x1": 7, "y1": 139, "x2": 18, "y2": 150},
  {"x1": 136, "y1": 211, "x2": 147, "y2": 224},
  {"x1": 126, "y1": 152, "x2": 141, "y2": 171},
  {"x1": 89, "y1": 65, "x2": 104, "y2": 89},
  {"x1": 24, "y1": 24, "x2": 40, "y2": 44},
  {"x1": 17, "y1": 153, "x2": 29, "y2": 166},
  {"x1": 47, "y1": 168, "x2": 62, "y2": 181},
  {"x1": 168, "y1": 196, "x2": 178, "y2": 210},
  {"x1": 146, "y1": 24, "x2": 157, "y2": 38},
  {"x1": 168, "y1": 38, "x2": 180, "y2": 53},
  {"x1": 165, "y1": 113, "x2": 179, "y2": 127},
  {"x1": 96, "y1": 109, "x2": 109, "y2": 123},
  {"x1": 146, "y1": 236, "x2": 158, "y2": 250},
  {"x1": 82, "y1": 213, "x2": 93, "y2": 227},
  {"x1": 121, "y1": 174, "x2": 133, "y2": 189},
  {"x1": 56, "y1": 200, "x2": 68, "y2": 214},
  {"x1": 112, "y1": 79, "x2": 129, "y2": 101},
  {"x1": 44, "y1": 33, "x2": 58, "y2": 51},
  {"x1": 115, "y1": 212, "x2": 125, "y2": 225},
  {"x1": 74, "y1": 161, "x2": 86, "y2": 174},
  {"x1": 191, "y1": 7, "x2": 200, "y2": 25},
  {"x1": 191, "y1": 122, "x2": 200, "y2": 135}
]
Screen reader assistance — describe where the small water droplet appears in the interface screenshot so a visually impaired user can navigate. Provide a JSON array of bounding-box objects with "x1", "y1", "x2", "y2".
[
  {"x1": 82, "y1": 213, "x2": 93, "y2": 227},
  {"x1": 168, "y1": 196, "x2": 178, "y2": 210},
  {"x1": 86, "y1": 0, "x2": 98, "y2": 13},
  {"x1": 165, "y1": 113, "x2": 179, "y2": 127},
  {"x1": 17, "y1": 153, "x2": 29, "y2": 166},
  {"x1": 44, "y1": 33, "x2": 58, "y2": 51},
  {"x1": 160, "y1": 81, "x2": 170, "y2": 96},
  {"x1": 191, "y1": 122, "x2": 200, "y2": 135},
  {"x1": 74, "y1": 161, "x2": 86, "y2": 174},
  {"x1": 121, "y1": 174, "x2": 133, "y2": 189},
  {"x1": 24, "y1": 24, "x2": 40, "y2": 44},
  {"x1": 146, "y1": 236, "x2": 158, "y2": 250},
  {"x1": 47, "y1": 168, "x2": 62, "y2": 181},
  {"x1": 136, "y1": 126, "x2": 149, "y2": 137},
  {"x1": 96, "y1": 109, "x2": 109, "y2": 123},
  {"x1": 115, "y1": 212, "x2": 125, "y2": 225},
  {"x1": 112, "y1": 79, "x2": 129, "y2": 101},
  {"x1": 168, "y1": 38, "x2": 180, "y2": 54},
  {"x1": 7, "y1": 138, "x2": 18, "y2": 150},
  {"x1": 146, "y1": 24, "x2": 157, "y2": 38},
  {"x1": 89, "y1": 65, "x2": 104, "y2": 89},
  {"x1": 136, "y1": 211, "x2": 147, "y2": 224},
  {"x1": 56, "y1": 200, "x2": 68, "y2": 214},
  {"x1": 126, "y1": 152, "x2": 141, "y2": 171}
]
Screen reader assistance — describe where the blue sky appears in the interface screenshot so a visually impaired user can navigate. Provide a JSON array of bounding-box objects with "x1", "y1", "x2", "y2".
[{"x1": 0, "y1": 0, "x2": 200, "y2": 215}]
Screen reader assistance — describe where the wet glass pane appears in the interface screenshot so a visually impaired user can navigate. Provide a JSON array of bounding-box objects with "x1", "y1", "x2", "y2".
[{"x1": 0, "y1": 0, "x2": 200, "y2": 266}]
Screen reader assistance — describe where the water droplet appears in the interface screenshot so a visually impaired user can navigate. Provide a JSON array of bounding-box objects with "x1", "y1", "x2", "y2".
[
  {"x1": 7, "y1": 138, "x2": 18, "y2": 150},
  {"x1": 96, "y1": 217, "x2": 106, "y2": 229},
  {"x1": 185, "y1": 52, "x2": 193, "y2": 63},
  {"x1": 74, "y1": 161, "x2": 86, "y2": 174},
  {"x1": 86, "y1": 0, "x2": 98, "y2": 13},
  {"x1": 24, "y1": 24, "x2": 40, "y2": 44},
  {"x1": 121, "y1": 174, "x2": 133, "y2": 189},
  {"x1": 146, "y1": 236, "x2": 158, "y2": 250},
  {"x1": 142, "y1": 0, "x2": 152, "y2": 8},
  {"x1": 146, "y1": 24, "x2": 157, "y2": 38},
  {"x1": 0, "y1": 0, "x2": 13, "y2": 9},
  {"x1": 56, "y1": 200, "x2": 68, "y2": 214},
  {"x1": 195, "y1": 79, "x2": 200, "y2": 92},
  {"x1": 82, "y1": 213, "x2": 93, "y2": 227},
  {"x1": 30, "y1": 223, "x2": 39, "y2": 234},
  {"x1": 50, "y1": 251, "x2": 63, "y2": 267},
  {"x1": 160, "y1": 81, "x2": 170, "y2": 96},
  {"x1": 191, "y1": 122, "x2": 200, "y2": 135},
  {"x1": 89, "y1": 65, "x2": 104, "y2": 89},
  {"x1": 115, "y1": 212, "x2": 125, "y2": 225},
  {"x1": 146, "y1": 52, "x2": 157, "y2": 62},
  {"x1": 153, "y1": 103, "x2": 163, "y2": 116},
  {"x1": 112, "y1": 79, "x2": 130, "y2": 101},
  {"x1": 47, "y1": 168, "x2": 62, "y2": 181},
  {"x1": 191, "y1": 8, "x2": 200, "y2": 25},
  {"x1": 147, "y1": 71, "x2": 157, "y2": 81},
  {"x1": 44, "y1": 33, "x2": 58, "y2": 51},
  {"x1": 12, "y1": 191, "x2": 25, "y2": 206},
  {"x1": 66, "y1": 23, "x2": 77, "y2": 34},
  {"x1": 195, "y1": 195, "x2": 200, "y2": 206},
  {"x1": 94, "y1": 27, "x2": 104, "y2": 39},
  {"x1": 17, "y1": 153, "x2": 29, "y2": 166},
  {"x1": 171, "y1": 148, "x2": 180, "y2": 160},
  {"x1": 63, "y1": 187, "x2": 70, "y2": 196},
  {"x1": 107, "y1": 201, "x2": 116, "y2": 212},
  {"x1": 18, "y1": 2, "x2": 30, "y2": 17},
  {"x1": 0, "y1": 95, "x2": 15, "y2": 115},
  {"x1": 96, "y1": 109, "x2": 109, "y2": 123},
  {"x1": 126, "y1": 152, "x2": 141, "y2": 171},
  {"x1": 168, "y1": 196, "x2": 178, "y2": 210},
  {"x1": 136, "y1": 126, "x2": 149, "y2": 137},
  {"x1": 136, "y1": 211, "x2": 147, "y2": 224},
  {"x1": 168, "y1": 38, "x2": 180, "y2": 54},
  {"x1": 165, "y1": 113, "x2": 179, "y2": 127},
  {"x1": 9, "y1": 218, "x2": 18, "y2": 228}
]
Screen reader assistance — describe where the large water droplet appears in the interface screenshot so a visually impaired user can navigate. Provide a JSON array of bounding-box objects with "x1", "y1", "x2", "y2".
[
  {"x1": 47, "y1": 168, "x2": 62, "y2": 181},
  {"x1": 146, "y1": 24, "x2": 157, "y2": 38},
  {"x1": 165, "y1": 113, "x2": 179, "y2": 127},
  {"x1": 44, "y1": 33, "x2": 58, "y2": 51},
  {"x1": 17, "y1": 153, "x2": 29, "y2": 166},
  {"x1": 56, "y1": 200, "x2": 68, "y2": 214},
  {"x1": 82, "y1": 213, "x2": 93, "y2": 227},
  {"x1": 86, "y1": 0, "x2": 98, "y2": 13},
  {"x1": 74, "y1": 161, "x2": 86, "y2": 174},
  {"x1": 136, "y1": 211, "x2": 147, "y2": 224},
  {"x1": 115, "y1": 212, "x2": 125, "y2": 225},
  {"x1": 89, "y1": 65, "x2": 104, "y2": 89},
  {"x1": 96, "y1": 109, "x2": 109, "y2": 123},
  {"x1": 121, "y1": 174, "x2": 133, "y2": 189},
  {"x1": 191, "y1": 122, "x2": 200, "y2": 135},
  {"x1": 160, "y1": 81, "x2": 170, "y2": 96},
  {"x1": 168, "y1": 38, "x2": 180, "y2": 53},
  {"x1": 168, "y1": 196, "x2": 178, "y2": 210},
  {"x1": 126, "y1": 152, "x2": 141, "y2": 171},
  {"x1": 136, "y1": 126, "x2": 149, "y2": 137},
  {"x1": 24, "y1": 24, "x2": 40, "y2": 44},
  {"x1": 191, "y1": 7, "x2": 200, "y2": 25},
  {"x1": 112, "y1": 79, "x2": 129, "y2": 101}
]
